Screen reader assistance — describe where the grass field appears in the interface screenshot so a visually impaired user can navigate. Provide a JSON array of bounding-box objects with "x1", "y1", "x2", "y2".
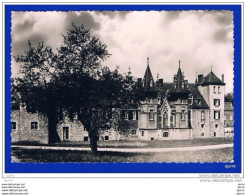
[
  {"x1": 13, "y1": 137, "x2": 233, "y2": 148},
  {"x1": 11, "y1": 147, "x2": 233, "y2": 163}
]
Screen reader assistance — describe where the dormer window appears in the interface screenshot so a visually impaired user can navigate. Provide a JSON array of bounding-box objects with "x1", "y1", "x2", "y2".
[{"x1": 150, "y1": 81, "x2": 153, "y2": 87}]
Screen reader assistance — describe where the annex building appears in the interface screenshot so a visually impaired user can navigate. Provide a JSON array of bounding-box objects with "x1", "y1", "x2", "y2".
[{"x1": 11, "y1": 60, "x2": 233, "y2": 144}]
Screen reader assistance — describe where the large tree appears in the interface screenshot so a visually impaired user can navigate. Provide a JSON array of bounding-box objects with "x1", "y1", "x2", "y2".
[
  {"x1": 14, "y1": 24, "x2": 133, "y2": 152},
  {"x1": 56, "y1": 24, "x2": 131, "y2": 153}
]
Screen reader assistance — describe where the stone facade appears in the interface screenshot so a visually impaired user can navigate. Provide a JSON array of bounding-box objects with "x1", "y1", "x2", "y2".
[
  {"x1": 11, "y1": 61, "x2": 231, "y2": 143},
  {"x1": 11, "y1": 108, "x2": 49, "y2": 144}
]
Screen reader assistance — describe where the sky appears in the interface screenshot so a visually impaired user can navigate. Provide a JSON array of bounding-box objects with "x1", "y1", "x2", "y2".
[{"x1": 11, "y1": 10, "x2": 234, "y2": 93}]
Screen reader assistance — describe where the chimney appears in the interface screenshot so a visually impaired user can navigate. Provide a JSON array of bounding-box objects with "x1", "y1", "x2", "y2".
[
  {"x1": 137, "y1": 78, "x2": 142, "y2": 87},
  {"x1": 156, "y1": 78, "x2": 163, "y2": 87},
  {"x1": 222, "y1": 74, "x2": 224, "y2": 82},
  {"x1": 198, "y1": 74, "x2": 204, "y2": 84}
]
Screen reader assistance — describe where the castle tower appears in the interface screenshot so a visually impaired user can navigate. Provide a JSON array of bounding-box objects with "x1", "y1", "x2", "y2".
[
  {"x1": 138, "y1": 58, "x2": 160, "y2": 140},
  {"x1": 167, "y1": 61, "x2": 191, "y2": 129},
  {"x1": 197, "y1": 70, "x2": 226, "y2": 137}
]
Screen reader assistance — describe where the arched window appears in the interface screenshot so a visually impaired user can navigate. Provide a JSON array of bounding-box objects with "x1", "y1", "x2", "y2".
[
  {"x1": 163, "y1": 112, "x2": 168, "y2": 127},
  {"x1": 163, "y1": 132, "x2": 169, "y2": 137}
]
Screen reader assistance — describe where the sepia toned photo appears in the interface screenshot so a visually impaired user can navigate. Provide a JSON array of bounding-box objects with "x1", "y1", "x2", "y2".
[{"x1": 10, "y1": 10, "x2": 234, "y2": 163}]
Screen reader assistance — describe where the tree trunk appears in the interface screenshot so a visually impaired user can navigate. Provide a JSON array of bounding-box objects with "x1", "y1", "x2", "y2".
[
  {"x1": 89, "y1": 130, "x2": 98, "y2": 154},
  {"x1": 47, "y1": 109, "x2": 60, "y2": 144}
]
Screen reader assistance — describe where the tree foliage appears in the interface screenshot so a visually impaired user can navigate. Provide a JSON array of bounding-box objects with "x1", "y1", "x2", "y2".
[
  {"x1": 13, "y1": 41, "x2": 62, "y2": 143},
  {"x1": 56, "y1": 24, "x2": 132, "y2": 152},
  {"x1": 13, "y1": 24, "x2": 133, "y2": 152},
  {"x1": 225, "y1": 92, "x2": 233, "y2": 105}
]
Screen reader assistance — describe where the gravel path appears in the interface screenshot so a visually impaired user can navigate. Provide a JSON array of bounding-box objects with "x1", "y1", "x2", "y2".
[{"x1": 12, "y1": 143, "x2": 233, "y2": 153}]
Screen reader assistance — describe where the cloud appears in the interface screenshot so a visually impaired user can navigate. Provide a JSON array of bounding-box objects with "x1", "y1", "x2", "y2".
[
  {"x1": 215, "y1": 11, "x2": 233, "y2": 25},
  {"x1": 165, "y1": 11, "x2": 181, "y2": 21},
  {"x1": 10, "y1": 11, "x2": 234, "y2": 93},
  {"x1": 213, "y1": 26, "x2": 233, "y2": 43},
  {"x1": 64, "y1": 12, "x2": 101, "y2": 31},
  {"x1": 95, "y1": 11, "x2": 129, "y2": 19}
]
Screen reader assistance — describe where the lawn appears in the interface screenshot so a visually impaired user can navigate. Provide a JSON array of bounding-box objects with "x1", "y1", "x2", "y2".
[
  {"x1": 11, "y1": 147, "x2": 233, "y2": 163},
  {"x1": 13, "y1": 137, "x2": 233, "y2": 149}
]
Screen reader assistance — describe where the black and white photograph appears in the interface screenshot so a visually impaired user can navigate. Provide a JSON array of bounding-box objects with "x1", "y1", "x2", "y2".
[{"x1": 10, "y1": 10, "x2": 234, "y2": 163}]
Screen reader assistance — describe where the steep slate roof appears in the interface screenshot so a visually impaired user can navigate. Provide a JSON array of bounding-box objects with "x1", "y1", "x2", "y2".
[
  {"x1": 143, "y1": 64, "x2": 160, "y2": 92},
  {"x1": 157, "y1": 82, "x2": 173, "y2": 94},
  {"x1": 224, "y1": 102, "x2": 233, "y2": 111},
  {"x1": 168, "y1": 66, "x2": 190, "y2": 96},
  {"x1": 201, "y1": 71, "x2": 225, "y2": 86},
  {"x1": 188, "y1": 83, "x2": 209, "y2": 109}
]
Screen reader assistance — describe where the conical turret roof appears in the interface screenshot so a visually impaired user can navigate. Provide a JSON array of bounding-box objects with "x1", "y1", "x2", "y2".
[
  {"x1": 168, "y1": 61, "x2": 191, "y2": 99},
  {"x1": 143, "y1": 58, "x2": 160, "y2": 92}
]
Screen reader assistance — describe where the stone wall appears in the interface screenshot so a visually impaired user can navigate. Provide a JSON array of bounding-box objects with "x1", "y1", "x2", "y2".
[
  {"x1": 168, "y1": 128, "x2": 192, "y2": 139},
  {"x1": 138, "y1": 129, "x2": 160, "y2": 140},
  {"x1": 11, "y1": 109, "x2": 49, "y2": 144},
  {"x1": 57, "y1": 118, "x2": 87, "y2": 142},
  {"x1": 191, "y1": 109, "x2": 210, "y2": 138},
  {"x1": 209, "y1": 109, "x2": 225, "y2": 137},
  {"x1": 139, "y1": 104, "x2": 159, "y2": 129}
]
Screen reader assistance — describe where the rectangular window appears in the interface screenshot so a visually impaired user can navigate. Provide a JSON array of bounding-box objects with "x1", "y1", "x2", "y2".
[
  {"x1": 149, "y1": 109, "x2": 154, "y2": 120},
  {"x1": 201, "y1": 110, "x2": 205, "y2": 120},
  {"x1": 141, "y1": 131, "x2": 144, "y2": 136},
  {"x1": 214, "y1": 99, "x2": 220, "y2": 107},
  {"x1": 128, "y1": 111, "x2": 133, "y2": 120},
  {"x1": 215, "y1": 124, "x2": 218, "y2": 128},
  {"x1": 214, "y1": 132, "x2": 217, "y2": 137},
  {"x1": 218, "y1": 86, "x2": 221, "y2": 94},
  {"x1": 201, "y1": 133, "x2": 204, "y2": 136},
  {"x1": 124, "y1": 111, "x2": 128, "y2": 120},
  {"x1": 132, "y1": 111, "x2": 137, "y2": 120},
  {"x1": 105, "y1": 136, "x2": 109, "y2": 141},
  {"x1": 214, "y1": 111, "x2": 220, "y2": 120},
  {"x1": 131, "y1": 130, "x2": 137, "y2": 135},
  {"x1": 31, "y1": 122, "x2": 38, "y2": 130},
  {"x1": 63, "y1": 127, "x2": 69, "y2": 140},
  {"x1": 188, "y1": 99, "x2": 192, "y2": 105},
  {"x1": 83, "y1": 136, "x2": 88, "y2": 141},
  {"x1": 201, "y1": 124, "x2": 204, "y2": 128},
  {"x1": 11, "y1": 122, "x2": 17, "y2": 130},
  {"x1": 181, "y1": 110, "x2": 185, "y2": 120},
  {"x1": 213, "y1": 86, "x2": 216, "y2": 93}
]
